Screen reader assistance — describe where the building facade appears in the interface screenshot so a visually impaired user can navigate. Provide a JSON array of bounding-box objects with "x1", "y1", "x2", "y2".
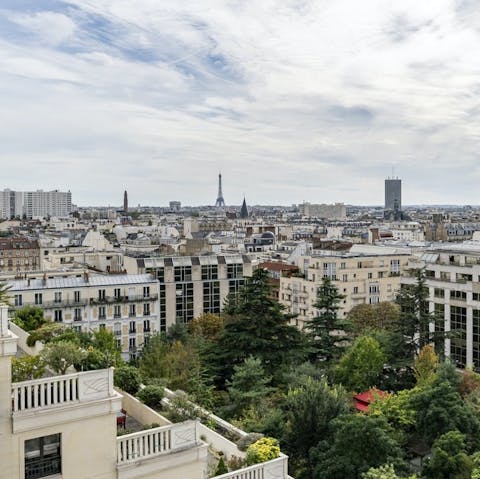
[
  {"x1": 0, "y1": 238, "x2": 40, "y2": 273},
  {"x1": 126, "y1": 254, "x2": 252, "y2": 329},
  {"x1": 280, "y1": 251, "x2": 411, "y2": 328},
  {"x1": 7, "y1": 274, "x2": 159, "y2": 361},
  {"x1": 384, "y1": 178, "x2": 402, "y2": 211},
  {"x1": 403, "y1": 246, "x2": 480, "y2": 370},
  {"x1": 299, "y1": 202, "x2": 346, "y2": 219},
  {"x1": 0, "y1": 189, "x2": 72, "y2": 219}
]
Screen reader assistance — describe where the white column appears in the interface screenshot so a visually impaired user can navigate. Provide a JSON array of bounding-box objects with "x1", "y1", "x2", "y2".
[{"x1": 467, "y1": 306, "x2": 473, "y2": 368}]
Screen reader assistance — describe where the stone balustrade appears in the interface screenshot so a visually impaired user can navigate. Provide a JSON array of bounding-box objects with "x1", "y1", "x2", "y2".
[
  {"x1": 117, "y1": 421, "x2": 199, "y2": 464},
  {"x1": 12, "y1": 368, "x2": 114, "y2": 413},
  {"x1": 214, "y1": 455, "x2": 289, "y2": 479}
]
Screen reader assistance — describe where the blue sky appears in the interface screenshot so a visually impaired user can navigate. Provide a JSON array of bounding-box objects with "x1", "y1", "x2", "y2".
[{"x1": 1, "y1": 0, "x2": 480, "y2": 206}]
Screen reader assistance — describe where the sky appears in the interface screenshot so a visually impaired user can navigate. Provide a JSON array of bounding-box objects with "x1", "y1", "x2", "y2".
[{"x1": 1, "y1": 0, "x2": 480, "y2": 206}]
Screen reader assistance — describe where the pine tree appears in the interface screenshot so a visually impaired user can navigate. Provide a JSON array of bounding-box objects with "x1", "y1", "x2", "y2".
[{"x1": 305, "y1": 277, "x2": 350, "y2": 362}]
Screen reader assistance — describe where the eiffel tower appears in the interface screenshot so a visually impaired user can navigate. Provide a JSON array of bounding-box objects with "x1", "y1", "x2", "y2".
[{"x1": 215, "y1": 173, "x2": 225, "y2": 207}]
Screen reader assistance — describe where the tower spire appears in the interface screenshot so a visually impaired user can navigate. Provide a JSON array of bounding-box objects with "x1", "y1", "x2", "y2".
[{"x1": 215, "y1": 173, "x2": 225, "y2": 207}]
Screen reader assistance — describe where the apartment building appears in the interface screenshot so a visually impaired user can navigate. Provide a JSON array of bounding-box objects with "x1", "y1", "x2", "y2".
[
  {"x1": 280, "y1": 250, "x2": 411, "y2": 328},
  {"x1": 299, "y1": 202, "x2": 347, "y2": 219},
  {"x1": 0, "y1": 238, "x2": 40, "y2": 273},
  {"x1": 0, "y1": 304, "x2": 210, "y2": 479},
  {"x1": 7, "y1": 273, "x2": 159, "y2": 361},
  {"x1": 125, "y1": 254, "x2": 252, "y2": 329},
  {"x1": 0, "y1": 189, "x2": 72, "y2": 219},
  {"x1": 403, "y1": 245, "x2": 480, "y2": 370}
]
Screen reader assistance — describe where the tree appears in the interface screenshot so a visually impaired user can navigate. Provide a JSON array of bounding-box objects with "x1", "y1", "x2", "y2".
[
  {"x1": 226, "y1": 356, "x2": 273, "y2": 417},
  {"x1": 40, "y1": 340, "x2": 85, "y2": 374},
  {"x1": 310, "y1": 414, "x2": 405, "y2": 479},
  {"x1": 214, "y1": 457, "x2": 228, "y2": 476},
  {"x1": 362, "y1": 464, "x2": 417, "y2": 479},
  {"x1": 114, "y1": 365, "x2": 142, "y2": 395},
  {"x1": 0, "y1": 281, "x2": 11, "y2": 305},
  {"x1": 137, "y1": 385, "x2": 164, "y2": 408},
  {"x1": 348, "y1": 304, "x2": 377, "y2": 334},
  {"x1": 138, "y1": 334, "x2": 170, "y2": 380},
  {"x1": 13, "y1": 305, "x2": 46, "y2": 332},
  {"x1": 411, "y1": 378, "x2": 480, "y2": 450},
  {"x1": 304, "y1": 277, "x2": 350, "y2": 362},
  {"x1": 11, "y1": 355, "x2": 45, "y2": 382},
  {"x1": 335, "y1": 335, "x2": 386, "y2": 391},
  {"x1": 413, "y1": 344, "x2": 439, "y2": 386},
  {"x1": 423, "y1": 430, "x2": 473, "y2": 479},
  {"x1": 212, "y1": 268, "x2": 308, "y2": 384},
  {"x1": 188, "y1": 313, "x2": 224, "y2": 341},
  {"x1": 374, "y1": 302, "x2": 401, "y2": 331},
  {"x1": 283, "y1": 377, "x2": 350, "y2": 471},
  {"x1": 395, "y1": 269, "x2": 443, "y2": 363}
]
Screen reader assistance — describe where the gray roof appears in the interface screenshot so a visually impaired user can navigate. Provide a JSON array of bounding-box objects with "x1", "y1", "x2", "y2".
[{"x1": 8, "y1": 274, "x2": 156, "y2": 292}]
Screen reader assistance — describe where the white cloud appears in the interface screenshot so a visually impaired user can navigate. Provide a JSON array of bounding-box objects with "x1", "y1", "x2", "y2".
[{"x1": 0, "y1": 0, "x2": 479, "y2": 205}]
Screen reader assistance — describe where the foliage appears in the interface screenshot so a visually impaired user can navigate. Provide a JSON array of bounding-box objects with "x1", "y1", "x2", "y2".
[
  {"x1": 13, "y1": 305, "x2": 46, "y2": 332},
  {"x1": 410, "y1": 378, "x2": 480, "y2": 450},
  {"x1": 413, "y1": 345, "x2": 439, "y2": 386},
  {"x1": 26, "y1": 322, "x2": 65, "y2": 346},
  {"x1": 362, "y1": 464, "x2": 417, "y2": 479},
  {"x1": 188, "y1": 313, "x2": 224, "y2": 341},
  {"x1": 304, "y1": 277, "x2": 350, "y2": 362},
  {"x1": 283, "y1": 377, "x2": 350, "y2": 465},
  {"x1": 214, "y1": 457, "x2": 228, "y2": 476},
  {"x1": 11, "y1": 355, "x2": 45, "y2": 382},
  {"x1": 227, "y1": 455, "x2": 246, "y2": 471},
  {"x1": 237, "y1": 433, "x2": 264, "y2": 452},
  {"x1": 422, "y1": 430, "x2": 473, "y2": 479},
  {"x1": 335, "y1": 335, "x2": 386, "y2": 391},
  {"x1": 0, "y1": 281, "x2": 11, "y2": 305},
  {"x1": 349, "y1": 302, "x2": 400, "y2": 335},
  {"x1": 309, "y1": 414, "x2": 405, "y2": 479},
  {"x1": 395, "y1": 269, "x2": 443, "y2": 363},
  {"x1": 40, "y1": 340, "x2": 85, "y2": 374},
  {"x1": 114, "y1": 366, "x2": 142, "y2": 395},
  {"x1": 459, "y1": 368, "x2": 480, "y2": 398},
  {"x1": 212, "y1": 268, "x2": 308, "y2": 384},
  {"x1": 226, "y1": 356, "x2": 273, "y2": 417},
  {"x1": 163, "y1": 393, "x2": 206, "y2": 423},
  {"x1": 137, "y1": 385, "x2": 164, "y2": 408},
  {"x1": 245, "y1": 437, "x2": 280, "y2": 466}
]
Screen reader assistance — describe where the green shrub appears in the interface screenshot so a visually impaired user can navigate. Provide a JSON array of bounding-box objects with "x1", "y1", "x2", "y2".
[
  {"x1": 137, "y1": 385, "x2": 165, "y2": 408},
  {"x1": 13, "y1": 306, "x2": 47, "y2": 332},
  {"x1": 245, "y1": 437, "x2": 280, "y2": 466},
  {"x1": 214, "y1": 457, "x2": 228, "y2": 476},
  {"x1": 12, "y1": 355, "x2": 45, "y2": 382},
  {"x1": 114, "y1": 366, "x2": 142, "y2": 395}
]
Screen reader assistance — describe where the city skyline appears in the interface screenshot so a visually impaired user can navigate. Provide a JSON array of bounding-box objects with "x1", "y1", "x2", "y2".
[{"x1": 1, "y1": 1, "x2": 479, "y2": 205}]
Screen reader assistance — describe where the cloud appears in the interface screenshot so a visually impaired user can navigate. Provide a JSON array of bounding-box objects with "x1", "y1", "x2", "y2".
[{"x1": 0, "y1": 0, "x2": 479, "y2": 206}]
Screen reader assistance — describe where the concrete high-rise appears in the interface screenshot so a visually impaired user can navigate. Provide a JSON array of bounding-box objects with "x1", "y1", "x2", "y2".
[
  {"x1": 384, "y1": 178, "x2": 401, "y2": 211},
  {"x1": 123, "y1": 190, "x2": 128, "y2": 213}
]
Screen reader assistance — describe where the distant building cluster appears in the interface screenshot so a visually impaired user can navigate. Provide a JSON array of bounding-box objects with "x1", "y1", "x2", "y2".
[{"x1": 0, "y1": 189, "x2": 72, "y2": 219}]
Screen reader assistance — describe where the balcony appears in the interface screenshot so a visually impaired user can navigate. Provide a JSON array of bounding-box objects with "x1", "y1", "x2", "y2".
[
  {"x1": 117, "y1": 421, "x2": 199, "y2": 465},
  {"x1": 11, "y1": 368, "x2": 121, "y2": 433},
  {"x1": 90, "y1": 294, "x2": 158, "y2": 305},
  {"x1": 214, "y1": 455, "x2": 289, "y2": 479},
  {"x1": 10, "y1": 299, "x2": 89, "y2": 310}
]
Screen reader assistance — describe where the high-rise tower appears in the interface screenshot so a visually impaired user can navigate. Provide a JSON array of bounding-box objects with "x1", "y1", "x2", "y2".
[
  {"x1": 123, "y1": 190, "x2": 128, "y2": 213},
  {"x1": 384, "y1": 178, "x2": 401, "y2": 212},
  {"x1": 215, "y1": 174, "x2": 225, "y2": 207}
]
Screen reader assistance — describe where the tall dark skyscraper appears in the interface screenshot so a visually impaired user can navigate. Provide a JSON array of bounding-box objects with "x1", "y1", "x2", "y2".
[
  {"x1": 215, "y1": 173, "x2": 225, "y2": 207},
  {"x1": 123, "y1": 190, "x2": 128, "y2": 213},
  {"x1": 385, "y1": 178, "x2": 401, "y2": 211}
]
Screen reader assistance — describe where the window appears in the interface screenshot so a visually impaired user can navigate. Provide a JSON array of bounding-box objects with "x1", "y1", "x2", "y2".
[
  {"x1": 143, "y1": 303, "x2": 150, "y2": 316},
  {"x1": 340, "y1": 262, "x2": 346, "y2": 270},
  {"x1": 353, "y1": 286, "x2": 359, "y2": 294},
  {"x1": 229, "y1": 279, "x2": 245, "y2": 296},
  {"x1": 74, "y1": 308, "x2": 82, "y2": 321},
  {"x1": 175, "y1": 282, "x2": 194, "y2": 323},
  {"x1": 474, "y1": 293, "x2": 480, "y2": 302},
  {"x1": 98, "y1": 306, "x2": 106, "y2": 320},
  {"x1": 114, "y1": 305, "x2": 121, "y2": 318},
  {"x1": 342, "y1": 274, "x2": 348, "y2": 282},
  {"x1": 159, "y1": 284, "x2": 166, "y2": 332},
  {"x1": 14, "y1": 294, "x2": 22, "y2": 307},
  {"x1": 450, "y1": 290, "x2": 467, "y2": 301},
  {"x1": 227, "y1": 263, "x2": 243, "y2": 279},
  {"x1": 143, "y1": 319, "x2": 151, "y2": 333},
  {"x1": 450, "y1": 306, "x2": 467, "y2": 367},
  {"x1": 368, "y1": 272, "x2": 373, "y2": 279},
  {"x1": 156, "y1": 267, "x2": 165, "y2": 283},
  {"x1": 114, "y1": 288, "x2": 121, "y2": 300},
  {"x1": 143, "y1": 286, "x2": 150, "y2": 298},
  {"x1": 54, "y1": 310, "x2": 62, "y2": 322},
  {"x1": 25, "y1": 433, "x2": 61, "y2": 479},
  {"x1": 129, "y1": 304, "x2": 136, "y2": 317},
  {"x1": 378, "y1": 271, "x2": 384, "y2": 278},
  {"x1": 129, "y1": 337, "x2": 136, "y2": 350},
  {"x1": 201, "y1": 264, "x2": 218, "y2": 280},
  {"x1": 323, "y1": 262, "x2": 337, "y2": 280},
  {"x1": 390, "y1": 259, "x2": 401, "y2": 276},
  {"x1": 114, "y1": 322, "x2": 121, "y2": 336},
  {"x1": 98, "y1": 289, "x2": 106, "y2": 301},
  {"x1": 473, "y1": 310, "x2": 480, "y2": 372},
  {"x1": 34, "y1": 293, "x2": 42, "y2": 305},
  {"x1": 434, "y1": 288, "x2": 444, "y2": 299},
  {"x1": 54, "y1": 292, "x2": 62, "y2": 303},
  {"x1": 174, "y1": 266, "x2": 192, "y2": 282},
  {"x1": 74, "y1": 291, "x2": 80, "y2": 303},
  {"x1": 129, "y1": 321, "x2": 136, "y2": 334},
  {"x1": 203, "y1": 281, "x2": 220, "y2": 314}
]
